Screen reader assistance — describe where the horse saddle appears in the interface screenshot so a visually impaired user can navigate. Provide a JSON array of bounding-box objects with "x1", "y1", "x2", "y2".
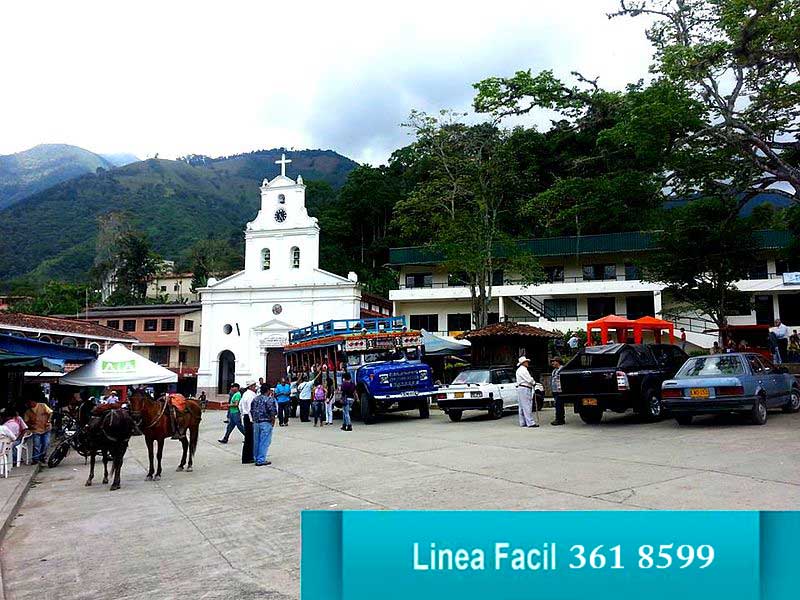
[{"x1": 167, "y1": 393, "x2": 189, "y2": 413}]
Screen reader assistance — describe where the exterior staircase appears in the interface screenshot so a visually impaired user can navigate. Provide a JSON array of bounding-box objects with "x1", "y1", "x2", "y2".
[{"x1": 509, "y1": 295, "x2": 555, "y2": 321}]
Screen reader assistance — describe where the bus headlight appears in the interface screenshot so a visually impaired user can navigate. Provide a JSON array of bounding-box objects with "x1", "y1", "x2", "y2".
[
  {"x1": 379, "y1": 374, "x2": 390, "y2": 384},
  {"x1": 418, "y1": 370, "x2": 429, "y2": 380}
]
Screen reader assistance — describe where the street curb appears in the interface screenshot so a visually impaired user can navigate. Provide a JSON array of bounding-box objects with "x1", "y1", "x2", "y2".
[{"x1": 0, "y1": 463, "x2": 40, "y2": 600}]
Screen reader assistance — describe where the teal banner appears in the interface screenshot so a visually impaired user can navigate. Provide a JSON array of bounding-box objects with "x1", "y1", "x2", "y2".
[{"x1": 302, "y1": 511, "x2": 798, "y2": 600}]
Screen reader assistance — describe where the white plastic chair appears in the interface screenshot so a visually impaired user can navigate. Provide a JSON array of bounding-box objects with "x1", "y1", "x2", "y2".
[
  {"x1": 0, "y1": 435, "x2": 13, "y2": 478},
  {"x1": 15, "y1": 431, "x2": 32, "y2": 467}
]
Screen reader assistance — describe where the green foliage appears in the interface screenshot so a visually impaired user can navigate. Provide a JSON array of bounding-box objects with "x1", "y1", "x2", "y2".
[
  {"x1": 183, "y1": 238, "x2": 242, "y2": 291},
  {"x1": 10, "y1": 281, "x2": 100, "y2": 316},
  {"x1": 640, "y1": 197, "x2": 757, "y2": 328},
  {"x1": 104, "y1": 230, "x2": 160, "y2": 305}
]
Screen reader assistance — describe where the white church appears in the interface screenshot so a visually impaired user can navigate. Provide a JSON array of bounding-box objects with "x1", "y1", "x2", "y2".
[{"x1": 196, "y1": 155, "x2": 362, "y2": 399}]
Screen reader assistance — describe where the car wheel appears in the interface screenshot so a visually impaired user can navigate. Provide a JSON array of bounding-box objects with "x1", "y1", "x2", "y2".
[
  {"x1": 418, "y1": 397, "x2": 430, "y2": 419},
  {"x1": 675, "y1": 415, "x2": 693, "y2": 426},
  {"x1": 448, "y1": 410, "x2": 463, "y2": 422},
  {"x1": 579, "y1": 408, "x2": 603, "y2": 425},
  {"x1": 751, "y1": 396, "x2": 768, "y2": 425},
  {"x1": 643, "y1": 388, "x2": 662, "y2": 421},
  {"x1": 782, "y1": 388, "x2": 800, "y2": 414},
  {"x1": 359, "y1": 392, "x2": 376, "y2": 425},
  {"x1": 488, "y1": 400, "x2": 503, "y2": 419}
]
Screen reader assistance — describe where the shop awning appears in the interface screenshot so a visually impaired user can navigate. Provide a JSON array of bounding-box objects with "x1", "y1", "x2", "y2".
[
  {"x1": 0, "y1": 333, "x2": 97, "y2": 363},
  {"x1": 0, "y1": 352, "x2": 64, "y2": 371},
  {"x1": 421, "y1": 330, "x2": 471, "y2": 357}
]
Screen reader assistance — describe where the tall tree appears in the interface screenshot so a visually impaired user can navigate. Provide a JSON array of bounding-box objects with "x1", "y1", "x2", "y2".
[
  {"x1": 641, "y1": 197, "x2": 757, "y2": 331},
  {"x1": 105, "y1": 231, "x2": 160, "y2": 305},
  {"x1": 611, "y1": 0, "x2": 800, "y2": 204},
  {"x1": 11, "y1": 282, "x2": 100, "y2": 317},
  {"x1": 184, "y1": 238, "x2": 242, "y2": 292},
  {"x1": 393, "y1": 111, "x2": 542, "y2": 328}
]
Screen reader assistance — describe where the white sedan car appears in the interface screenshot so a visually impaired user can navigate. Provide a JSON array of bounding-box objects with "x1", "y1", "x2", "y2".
[{"x1": 435, "y1": 366, "x2": 544, "y2": 422}]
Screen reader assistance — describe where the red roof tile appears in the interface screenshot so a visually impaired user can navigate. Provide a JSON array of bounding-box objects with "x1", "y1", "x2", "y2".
[
  {"x1": 461, "y1": 321, "x2": 561, "y2": 340},
  {"x1": 0, "y1": 313, "x2": 137, "y2": 341}
]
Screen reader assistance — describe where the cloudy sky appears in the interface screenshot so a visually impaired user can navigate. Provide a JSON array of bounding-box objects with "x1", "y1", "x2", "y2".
[{"x1": 0, "y1": 0, "x2": 655, "y2": 165}]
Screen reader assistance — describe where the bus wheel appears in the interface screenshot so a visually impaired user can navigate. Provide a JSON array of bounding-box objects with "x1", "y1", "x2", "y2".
[
  {"x1": 418, "y1": 397, "x2": 430, "y2": 419},
  {"x1": 360, "y1": 392, "x2": 376, "y2": 425}
]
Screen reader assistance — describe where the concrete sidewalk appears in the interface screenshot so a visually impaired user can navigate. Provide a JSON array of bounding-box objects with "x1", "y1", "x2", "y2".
[{"x1": 0, "y1": 462, "x2": 39, "y2": 600}]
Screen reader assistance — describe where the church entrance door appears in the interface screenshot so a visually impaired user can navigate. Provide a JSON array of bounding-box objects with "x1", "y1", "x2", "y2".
[
  {"x1": 218, "y1": 350, "x2": 235, "y2": 394},
  {"x1": 265, "y1": 348, "x2": 286, "y2": 385}
]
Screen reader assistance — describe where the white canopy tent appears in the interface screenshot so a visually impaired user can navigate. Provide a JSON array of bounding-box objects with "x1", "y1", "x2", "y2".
[{"x1": 60, "y1": 343, "x2": 177, "y2": 386}]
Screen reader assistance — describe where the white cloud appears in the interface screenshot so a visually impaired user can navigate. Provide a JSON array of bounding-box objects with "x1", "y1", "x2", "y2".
[{"x1": 0, "y1": 0, "x2": 654, "y2": 164}]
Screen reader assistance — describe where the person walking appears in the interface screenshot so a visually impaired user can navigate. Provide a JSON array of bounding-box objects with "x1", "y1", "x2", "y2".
[
  {"x1": 771, "y1": 319, "x2": 790, "y2": 363},
  {"x1": 324, "y1": 374, "x2": 335, "y2": 425},
  {"x1": 312, "y1": 381, "x2": 326, "y2": 427},
  {"x1": 289, "y1": 377, "x2": 299, "y2": 418},
  {"x1": 218, "y1": 383, "x2": 244, "y2": 443},
  {"x1": 275, "y1": 377, "x2": 292, "y2": 426},
  {"x1": 549, "y1": 357, "x2": 566, "y2": 426},
  {"x1": 24, "y1": 397, "x2": 53, "y2": 463},
  {"x1": 340, "y1": 372, "x2": 357, "y2": 431},
  {"x1": 239, "y1": 381, "x2": 257, "y2": 463},
  {"x1": 679, "y1": 327, "x2": 687, "y2": 350},
  {"x1": 515, "y1": 356, "x2": 538, "y2": 428},
  {"x1": 250, "y1": 384, "x2": 277, "y2": 466}
]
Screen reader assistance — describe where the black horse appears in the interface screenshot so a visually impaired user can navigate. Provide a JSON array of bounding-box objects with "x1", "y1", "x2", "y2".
[{"x1": 84, "y1": 407, "x2": 136, "y2": 491}]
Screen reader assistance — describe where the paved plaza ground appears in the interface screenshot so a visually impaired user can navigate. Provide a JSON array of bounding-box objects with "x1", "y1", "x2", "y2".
[{"x1": 2, "y1": 406, "x2": 799, "y2": 599}]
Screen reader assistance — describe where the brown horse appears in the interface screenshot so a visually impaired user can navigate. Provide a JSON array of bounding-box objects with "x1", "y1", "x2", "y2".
[{"x1": 129, "y1": 389, "x2": 202, "y2": 480}]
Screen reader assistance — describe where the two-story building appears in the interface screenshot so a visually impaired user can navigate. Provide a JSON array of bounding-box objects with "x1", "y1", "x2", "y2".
[
  {"x1": 0, "y1": 312, "x2": 136, "y2": 351},
  {"x1": 388, "y1": 230, "x2": 799, "y2": 348},
  {"x1": 147, "y1": 272, "x2": 199, "y2": 303},
  {"x1": 73, "y1": 303, "x2": 202, "y2": 394}
]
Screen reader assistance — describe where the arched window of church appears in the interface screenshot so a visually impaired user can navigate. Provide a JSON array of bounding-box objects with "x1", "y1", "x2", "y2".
[
  {"x1": 291, "y1": 246, "x2": 300, "y2": 269},
  {"x1": 262, "y1": 248, "x2": 271, "y2": 270}
]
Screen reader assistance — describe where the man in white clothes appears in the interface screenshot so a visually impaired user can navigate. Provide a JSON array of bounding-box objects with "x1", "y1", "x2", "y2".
[
  {"x1": 516, "y1": 356, "x2": 538, "y2": 428},
  {"x1": 239, "y1": 381, "x2": 258, "y2": 464},
  {"x1": 771, "y1": 319, "x2": 790, "y2": 363}
]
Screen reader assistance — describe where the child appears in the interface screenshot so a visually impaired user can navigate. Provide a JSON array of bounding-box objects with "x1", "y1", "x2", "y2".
[{"x1": 312, "y1": 383, "x2": 326, "y2": 427}]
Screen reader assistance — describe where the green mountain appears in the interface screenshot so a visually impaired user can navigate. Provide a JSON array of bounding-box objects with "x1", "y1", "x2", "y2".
[
  {"x1": 0, "y1": 144, "x2": 117, "y2": 209},
  {"x1": 99, "y1": 152, "x2": 140, "y2": 167},
  {"x1": 0, "y1": 148, "x2": 358, "y2": 284}
]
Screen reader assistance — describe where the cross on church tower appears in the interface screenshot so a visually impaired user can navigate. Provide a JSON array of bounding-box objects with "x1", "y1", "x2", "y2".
[{"x1": 275, "y1": 153, "x2": 292, "y2": 177}]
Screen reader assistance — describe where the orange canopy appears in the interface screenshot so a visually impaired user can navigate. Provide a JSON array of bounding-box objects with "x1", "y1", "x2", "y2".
[
  {"x1": 586, "y1": 315, "x2": 675, "y2": 346},
  {"x1": 586, "y1": 315, "x2": 635, "y2": 346}
]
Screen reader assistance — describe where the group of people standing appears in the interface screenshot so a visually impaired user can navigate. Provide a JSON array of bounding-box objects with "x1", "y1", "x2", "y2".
[{"x1": 217, "y1": 368, "x2": 360, "y2": 466}]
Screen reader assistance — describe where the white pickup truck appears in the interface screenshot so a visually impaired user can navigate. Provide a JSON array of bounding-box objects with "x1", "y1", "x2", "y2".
[{"x1": 435, "y1": 366, "x2": 545, "y2": 422}]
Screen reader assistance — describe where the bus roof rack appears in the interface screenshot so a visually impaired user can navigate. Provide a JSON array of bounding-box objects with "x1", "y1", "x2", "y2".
[{"x1": 288, "y1": 317, "x2": 407, "y2": 344}]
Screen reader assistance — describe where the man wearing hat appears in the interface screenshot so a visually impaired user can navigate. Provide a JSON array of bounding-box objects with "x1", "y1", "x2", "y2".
[
  {"x1": 239, "y1": 380, "x2": 258, "y2": 463},
  {"x1": 516, "y1": 356, "x2": 538, "y2": 428}
]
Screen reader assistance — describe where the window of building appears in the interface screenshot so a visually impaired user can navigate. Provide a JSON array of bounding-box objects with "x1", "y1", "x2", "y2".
[
  {"x1": 624, "y1": 263, "x2": 639, "y2": 281},
  {"x1": 410, "y1": 314, "x2": 439, "y2": 332},
  {"x1": 61, "y1": 337, "x2": 78, "y2": 347},
  {"x1": 38, "y1": 335, "x2": 52, "y2": 343},
  {"x1": 149, "y1": 346, "x2": 170, "y2": 365},
  {"x1": 491, "y1": 270, "x2": 504, "y2": 286},
  {"x1": 106, "y1": 319, "x2": 120, "y2": 329},
  {"x1": 161, "y1": 318, "x2": 175, "y2": 331},
  {"x1": 747, "y1": 261, "x2": 769, "y2": 280},
  {"x1": 262, "y1": 248, "x2": 270, "y2": 270},
  {"x1": 544, "y1": 266, "x2": 564, "y2": 283},
  {"x1": 543, "y1": 298, "x2": 578, "y2": 319},
  {"x1": 184, "y1": 319, "x2": 194, "y2": 332},
  {"x1": 291, "y1": 246, "x2": 300, "y2": 269},
  {"x1": 776, "y1": 259, "x2": 800, "y2": 275},
  {"x1": 625, "y1": 295, "x2": 655, "y2": 320},
  {"x1": 778, "y1": 294, "x2": 800, "y2": 325},
  {"x1": 488, "y1": 312, "x2": 500, "y2": 324},
  {"x1": 122, "y1": 320, "x2": 136, "y2": 332},
  {"x1": 583, "y1": 264, "x2": 617, "y2": 281},
  {"x1": 173, "y1": 283, "x2": 180, "y2": 291},
  {"x1": 144, "y1": 319, "x2": 158, "y2": 332},
  {"x1": 160, "y1": 285, "x2": 167, "y2": 292},
  {"x1": 88, "y1": 342, "x2": 101, "y2": 353},
  {"x1": 587, "y1": 297, "x2": 617, "y2": 321},
  {"x1": 405, "y1": 273, "x2": 433, "y2": 288},
  {"x1": 447, "y1": 313, "x2": 472, "y2": 332},
  {"x1": 179, "y1": 349, "x2": 188, "y2": 364}
]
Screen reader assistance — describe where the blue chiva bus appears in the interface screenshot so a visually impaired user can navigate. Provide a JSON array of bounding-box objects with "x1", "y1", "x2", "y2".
[{"x1": 284, "y1": 317, "x2": 435, "y2": 423}]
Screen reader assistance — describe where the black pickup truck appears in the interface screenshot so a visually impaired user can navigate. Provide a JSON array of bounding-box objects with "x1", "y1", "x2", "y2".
[{"x1": 556, "y1": 343, "x2": 689, "y2": 424}]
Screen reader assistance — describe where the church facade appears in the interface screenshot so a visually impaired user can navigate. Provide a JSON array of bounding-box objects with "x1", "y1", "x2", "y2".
[{"x1": 197, "y1": 155, "x2": 361, "y2": 398}]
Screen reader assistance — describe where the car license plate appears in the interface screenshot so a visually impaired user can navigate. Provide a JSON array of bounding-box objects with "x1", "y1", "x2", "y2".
[
  {"x1": 690, "y1": 388, "x2": 710, "y2": 398},
  {"x1": 582, "y1": 398, "x2": 598, "y2": 407},
  {"x1": 454, "y1": 392, "x2": 464, "y2": 399}
]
